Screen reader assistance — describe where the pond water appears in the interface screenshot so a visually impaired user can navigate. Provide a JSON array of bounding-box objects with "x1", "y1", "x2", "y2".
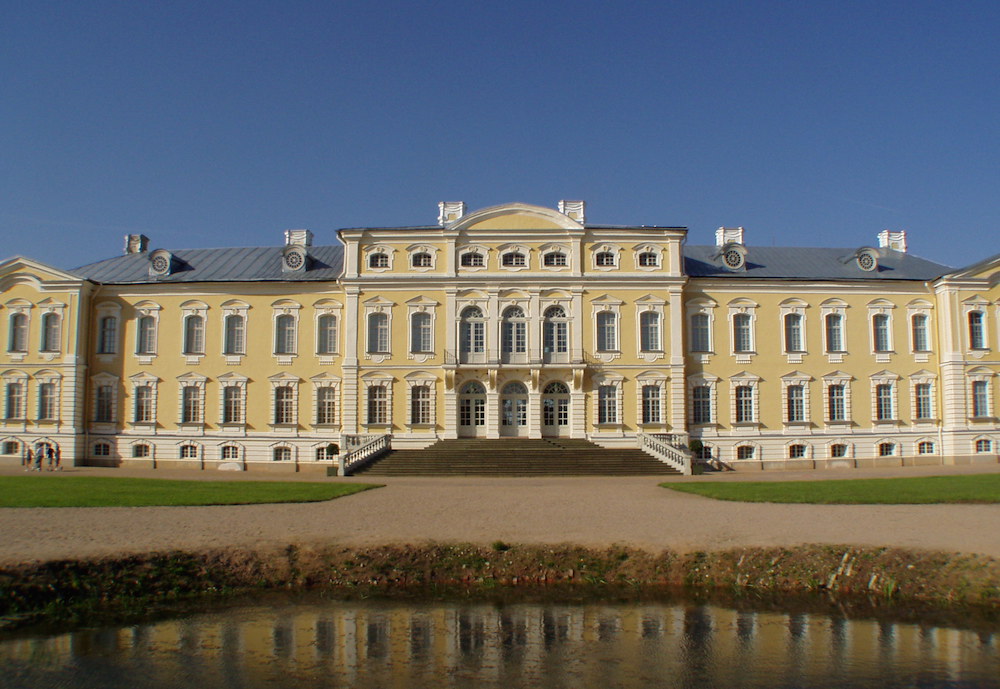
[{"x1": 1, "y1": 595, "x2": 998, "y2": 688}]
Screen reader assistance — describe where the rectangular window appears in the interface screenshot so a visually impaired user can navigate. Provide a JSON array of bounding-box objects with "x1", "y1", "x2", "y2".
[
  {"x1": 825, "y1": 314, "x2": 844, "y2": 352},
  {"x1": 368, "y1": 314, "x2": 390, "y2": 354},
  {"x1": 5, "y1": 382, "x2": 24, "y2": 419},
  {"x1": 873, "y1": 315, "x2": 891, "y2": 353},
  {"x1": 876, "y1": 383, "x2": 894, "y2": 420},
  {"x1": 596, "y1": 313, "x2": 617, "y2": 352},
  {"x1": 784, "y1": 314, "x2": 804, "y2": 353},
  {"x1": 410, "y1": 313, "x2": 432, "y2": 353},
  {"x1": 410, "y1": 385, "x2": 431, "y2": 425},
  {"x1": 274, "y1": 386, "x2": 295, "y2": 424},
  {"x1": 915, "y1": 383, "x2": 933, "y2": 419},
  {"x1": 640, "y1": 312, "x2": 660, "y2": 352},
  {"x1": 98, "y1": 316, "x2": 118, "y2": 354},
  {"x1": 317, "y1": 387, "x2": 337, "y2": 425},
  {"x1": 224, "y1": 315, "x2": 246, "y2": 355},
  {"x1": 597, "y1": 385, "x2": 618, "y2": 424},
  {"x1": 735, "y1": 385, "x2": 754, "y2": 423},
  {"x1": 827, "y1": 384, "x2": 846, "y2": 422},
  {"x1": 641, "y1": 385, "x2": 661, "y2": 424},
  {"x1": 134, "y1": 385, "x2": 153, "y2": 423},
  {"x1": 691, "y1": 386, "x2": 712, "y2": 424},
  {"x1": 733, "y1": 314, "x2": 753, "y2": 353},
  {"x1": 786, "y1": 385, "x2": 804, "y2": 423},
  {"x1": 690, "y1": 314, "x2": 711, "y2": 353},
  {"x1": 367, "y1": 385, "x2": 388, "y2": 425},
  {"x1": 38, "y1": 382, "x2": 57, "y2": 420},
  {"x1": 911, "y1": 314, "x2": 929, "y2": 352},
  {"x1": 223, "y1": 386, "x2": 244, "y2": 424},
  {"x1": 136, "y1": 316, "x2": 156, "y2": 355},
  {"x1": 95, "y1": 385, "x2": 114, "y2": 423},
  {"x1": 181, "y1": 386, "x2": 202, "y2": 424},
  {"x1": 972, "y1": 380, "x2": 990, "y2": 417}
]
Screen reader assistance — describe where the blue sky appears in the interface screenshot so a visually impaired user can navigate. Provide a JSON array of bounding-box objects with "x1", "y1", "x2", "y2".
[{"x1": 2, "y1": 0, "x2": 997, "y2": 270}]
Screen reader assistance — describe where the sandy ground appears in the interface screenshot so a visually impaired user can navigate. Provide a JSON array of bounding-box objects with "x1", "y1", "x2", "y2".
[{"x1": 1, "y1": 462, "x2": 999, "y2": 565}]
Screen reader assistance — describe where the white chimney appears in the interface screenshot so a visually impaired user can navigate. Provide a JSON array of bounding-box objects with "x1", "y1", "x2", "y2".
[
  {"x1": 878, "y1": 230, "x2": 907, "y2": 253},
  {"x1": 284, "y1": 229, "x2": 313, "y2": 247},
  {"x1": 438, "y1": 201, "x2": 467, "y2": 226},
  {"x1": 715, "y1": 227, "x2": 745, "y2": 247},
  {"x1": 558, "y1": 200, "x2": 586, "y2": 224},
  {"x1": 124, "y1": 234, "x2": 150, "y2": 254}
]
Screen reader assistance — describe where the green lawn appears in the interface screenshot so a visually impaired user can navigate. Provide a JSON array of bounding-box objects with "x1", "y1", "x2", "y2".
[
  {"x1": 663, "y1": 474, "x2": 1000, "y2": 504},
  {"x1": 0, "y1": 476, "x2": 380, "y2": 508}
]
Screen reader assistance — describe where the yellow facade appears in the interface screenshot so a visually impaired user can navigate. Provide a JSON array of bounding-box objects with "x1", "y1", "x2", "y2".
[{"x1": 0, "y1": 202, "x2": 997, "y2": 471}]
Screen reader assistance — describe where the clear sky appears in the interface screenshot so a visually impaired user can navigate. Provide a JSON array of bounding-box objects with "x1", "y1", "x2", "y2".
[{"x1": 2, "y1": 0, "x2": 997, "y2": 271}]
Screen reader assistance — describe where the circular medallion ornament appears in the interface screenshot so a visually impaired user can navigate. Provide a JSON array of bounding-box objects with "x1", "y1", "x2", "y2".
[
  {"x1": 150, "y1": 255, "x2": 170, "y2": 274},
  {"x1": 284, "y1": 250, "x2": 304, "y2": 270},
  {"x1": 856, "y1": 251, "x2": 877, "y2": 272},
  {"x1": 723, "y1": 248, "x2": 745, "y2": 270}
]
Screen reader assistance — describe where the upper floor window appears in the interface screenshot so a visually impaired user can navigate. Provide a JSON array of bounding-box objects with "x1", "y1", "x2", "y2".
[
  {"x1": 134, "y1": 385, "x2": 153, "y2": 423},
  {"x1": 690, "y1": 313, "x2": 711, "y2": 353},
  {"x1": 595, "y1": 251, "x2": 616, "y2": 267},
  {"x1": 8, "y1": 314, "x2": 28, "y2": 353},
  {"x1": 597, "y1": 385, "x2": 618, "y2": 424},
  {"x1": 40, "y1": 313, "x2": 61, "y2": 352},
  {"x1": 915, "y1": 382, "x2": 933, "y2": 419},
  {"x1": 224, "y1": 314, "x2": 245, "y2": 355},
  {"x1": 181, "y1": 385, "x2": 202, "y2": 424},
  {"x1": 183, "y1": 315, "x2": 205, "y2": 355},
  {"x1": 95, "y1": 384, "x2": 115, "y2": 423},
  {"x1": 98, "y1": 316, "x2": 118, "y2": 355},
  {"x1": 368, "y1": 252, "x2": 389, "y2": 269},
  {"x1": 274, "y1": 314, "x2": 296, "y2": 354},
  {"x1": 786, "y1": 385, "x2": 805, "y2": 422},
  {"x1": 460, "y1": 252, "x2": 484, "y2": 268},
  {"x1": 4, "y1": 382, "x2": 24, "y2": 419},
  {"x1": 411, "y1": 252, "x2": 432, "y2": 268},
  {"x1": 875, "y1": 383, "x2": 894, "y2": 420},
  {"x1": 317, "y1": 314, "x2": 338, "y2": 355},
  {"x1": 223, "y1": 386, "x2": 244, "y2": 424},
  {"x1": 827, "y1": 384, "x2": 846, "y2": 421},
  {"x1": 825, "y1": 314, "x2": 844, "y2": 352},
  {"x1": 543, "y1": 252, "x2": 567, "y2": 267},
  {"x1": 872, "y1": 314, "x2": 891, "y2": 353},
  {"x1": 460, "y1": 306, "x2": 485, "y2": 354},
  {"x1": 274, "y1": 386, "x2": 295, "y2": 424},
  {"x1": 410, "y1": 312, "x2": 433, "y2": 353},
  {"x1": 691, "y1": 386, "x2": 712, "y2": 424},
  {"x1": 911, "y1": 314, "x2": 930, "y2": 352},
  {"x1": 637, "y1": 251, "x2": 658, "y2": 267},
  {"x1": 368, "y1": 313, "x2": 390, "y2": 354},
  {"x1": 784, "y1": 314, "x2": 804, "y2": 353},
  {"x1": 136, "y1": 316, "x2": 156, "y2": 355},
  {"x1": 639, "y1": 311, "x2": 661, "y2": 352},
  {"x1": 596, "y1": 312, "x2": 617, "y2": 352},
  {"x1": 410, "y1": 385, "x2": 432, "y2": 425},
  {"x1": 972, "y1": 380, "x2": 990, "y2": 417},
  {"x1": 501, "y1": 252, "x2": 526, "y2": 268},
  {"x1": 641, "y1": 384, "x2": 662, "y2": 424},
  {"x1": 317, "y1": 387, "x2": 337, "y2": 425},
  {"x1": 969, "y1": 311, "x2": 987, "y2": 349},
  {"x1": 543, "y1": 306, "x2": 568, "y2": 354},
  {"x1": 38, "y1": 382, "x2": 57, "y2": 420},
  {"x1": 733, "y1": 313, "x2": 753, "y2": 353},
  {"x1": 734, "y1": 385, "x2": 755, "y2": 423},
  {"x1": 501, "y1": 306, "x2": 527, "y2": 354}
]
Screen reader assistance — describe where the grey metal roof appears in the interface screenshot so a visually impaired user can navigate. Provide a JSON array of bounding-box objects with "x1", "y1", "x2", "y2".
[
  {"x1": 74, "y1": 245, "x2": 344, "y2": 284},
  {"x1": 683, "y1": 245, "x2": 952, "y2": 281}
]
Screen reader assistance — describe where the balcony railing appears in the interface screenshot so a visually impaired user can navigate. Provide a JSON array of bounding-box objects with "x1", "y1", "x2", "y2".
[{"x1": 443, "y1": 350, "x2": 586, "y2": 366}]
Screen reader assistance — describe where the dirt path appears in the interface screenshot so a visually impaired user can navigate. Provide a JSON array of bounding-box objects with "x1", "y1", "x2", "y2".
[{"x1": 1, "y1": 464, "x2": 999, "y2": 565}]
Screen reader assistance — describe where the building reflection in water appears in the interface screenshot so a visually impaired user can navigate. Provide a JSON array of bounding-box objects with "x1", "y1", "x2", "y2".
[{"x1": 1, "y1": 600, "x2": 998, "y2": 688}]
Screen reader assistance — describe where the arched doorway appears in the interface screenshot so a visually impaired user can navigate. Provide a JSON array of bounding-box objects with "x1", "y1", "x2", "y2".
[
  {"x1": 458, "y1": 381, "x2": 487, "y2": 437},
  {"x1": 541, "y1": 381, "x2": 570, "y2": 437},
  {"x1": 500, "y1": 381, "x2": 529, "y2": 437}
]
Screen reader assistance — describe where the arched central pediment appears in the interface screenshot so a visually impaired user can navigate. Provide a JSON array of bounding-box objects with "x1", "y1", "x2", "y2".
[{"x1": 449, "y1": 203, "x2": 584, "y2": 232}]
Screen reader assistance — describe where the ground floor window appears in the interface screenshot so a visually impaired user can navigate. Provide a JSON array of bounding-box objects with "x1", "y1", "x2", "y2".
[
  {"x1": 221, "y1": 446, "x2": 240, "y2": 460},
  {"x1": 94, "y1": 442, "x2": 111, "y2": 457},
  {"x1": 2, "y1": 440, "x2": 18, "y2": 455},
  {"x1": 788, "y1": 444, "x2": 806, "y2": 458},
  {"x1": 273, "y1": 446, "x2": 291, "y2": 461},
  {"x1": 975, "y1": 439, "x2": 993, "y2": 453},
  {"x1": 878, "y1": 442, "x2": 895, "y2": 457},
  {"x1": 736, "y1": 445, "x2": 755, "y2": 460},
  {"x1": 132, "y1": 444, "x2": 150, "y2": 458},
  {"x1": 180, "y1": 444, "x2": 198, "y2": 458},
  {"x1": 917, "y1": 441, "x2": 935, "y2": 455},
  {"x1": 830, "y1": 444, "x2": 848, "y2": 458}
]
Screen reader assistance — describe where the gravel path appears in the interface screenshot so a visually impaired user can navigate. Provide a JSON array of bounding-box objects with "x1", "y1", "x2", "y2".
[{"x1": 1, "y1": 463, "x2": 999, "y2": 565}]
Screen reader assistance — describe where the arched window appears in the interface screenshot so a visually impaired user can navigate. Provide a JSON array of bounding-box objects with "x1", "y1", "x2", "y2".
[
  {"x1": 460, "y1": 252, "x2": 484, "y2": 267},
  {"x1": 878, "y1": 442, "x2": 895, "y2": 457},
  {"x1": 544, "y1": 381, "x2": 569, "y2": 394},
  {"x1": 183, "y1": 315, "x2": 205, "y2": 354},
  {"x1": 596, "y1": 312, "x2": 617, "y2": 351},
  {"x1": 410, "y1": 312, "x2": 432, "y2": 353},
  {"x1": 224, "y1": 314, "x2": 245, "y2": 355},
  {"x1": 411, "y1": 252, "x2": 432, "y2": 268},
  {"x1": 969, "y1": 311, "x2": 986, "y2": 349},
  {"x1": 40, "y1": 313, "x2": 61, "y2": 352},
  {"x1": 7, "y1": 314, "x2": 27, "y2": 353},
  {"x1": 136, "y1": 316, "x2": 156, "y2": 354},
  {"x1": 317, "y1": 314, "x2": 337, "y2": 355},
  {"x1": 274, "y1": 386, "x2": 295, "y2": 424},
  {"x1": 543, "y1": 252, "x2": 567, "y2": 267},
  {"x1": 501, "y1": 306, "x2": 527, "y2": 355},
  {"x1": 459, "y1": 306, "x2": 485, "y2": 355},
  {"x1": 872, "y1": 314, "x2": 891, "y2": 352},
  {"x1": 638, "y1": 251, "x2": 658, "y2": 267},
  {"x1": 595, "y1": 251, "x2": 615, "y2": 267},
  {"x1": 367, "y1": 313, "x2": 390, "y2": 353},
  {"x1": 410, "y1": 385, "x2": 432, "y2": 424},
  {"x1": 975, "y1": 439, "x2": 993, "y2": 453},
  {"x1": 501, "y1": 252, "x2": 526, "y2": 267},
  {"x1": 543, "y1": 306, "x2": 568, "y2": 355},
  {"x1": 733, "y1": 313, "x2": 753, "y2": 353},
  {"x1": 461, "y1": 381, "x2": 486, "y2": 395},
  {"x1": 639, "y1": 311, "x2": 661, "y2": 352},
  {"x1": 784, "y1": 313, "x2": 804, "y2": 353},
  {"x1": 825, "y1": 314, "x2": 844, "y2": 353},
  {"x1": 221, "y1": 445, "x2": 240, "y2": 460},
  {"x1": 368, "y1": 252, "x2": 389, "y2": 268},
  {"x1": 911, "y1": 314, "x2": 929, "y2": 352},
  {"x1": 274, "y1": 314, "x2": 296, "y2": 354},
  {"x1": 459, "y1": 380, "x2": 486, "y2": 428},
  {"x1": 690, "y1": 313, "x2": 711, "y2": 353}
]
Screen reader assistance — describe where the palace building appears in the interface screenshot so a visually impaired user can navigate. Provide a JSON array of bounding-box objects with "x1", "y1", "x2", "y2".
[{"x1": 0, "y1": 201, "x2": 997, "y2": 472}]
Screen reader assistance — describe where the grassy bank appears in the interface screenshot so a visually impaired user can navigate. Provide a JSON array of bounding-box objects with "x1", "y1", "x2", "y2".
[
  {"x1": 1, "y1": 543, "x2": 997, "y2": 630},
  {"x1": 664, "y1": 474, "x2": 1000, "y2": 504},
  {"x1": 0, "y1": 476, "x2": 380, "y2": 507}
]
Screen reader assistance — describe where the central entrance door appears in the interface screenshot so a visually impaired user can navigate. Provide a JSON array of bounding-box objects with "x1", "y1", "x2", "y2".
[
  {"x1": 457, "y1": 381, "x2": 487, "y2": 437},
  {"x1": 541, "y1": 381, "x2": 570, "y2": 437},
  {"x1": 500, "y1": 381, "x2": 529, "y2": 437}
]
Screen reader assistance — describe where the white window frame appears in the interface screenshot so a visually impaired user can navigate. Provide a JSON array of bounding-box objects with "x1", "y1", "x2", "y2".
[
  {"x1": 822, "y1": 372, "x2": 853, "y2": 427},
  {"x1": 269, "y1": 373, "x2": 300, "y2": 428},
  {"x1": 779, "y1": 300, "x2": 808, "y2": 363},
  {"x1": 221, "y1": 300, "x2": 250, "y2": 363},
  {"x1": 313, "y1": 299, "x2": 343, "y2": 363},
  {"x1": 128, "y1": 372, "x2": 158, "y2": 428},
  {"x1": 968, "y1": 372, "x2": 994, "y2": 420},
  {"x1": 540, "y1": 243, "x2": 570, "y2": 271},
  {"x1": 311, "y1": 373, "x2": 341, "y2": 427},
  {"x1": 271, "y1": 301, "x2": 301, "y2": 363},
  {"x1": 728, "y1": 300, "x2": 758, "y2": 364},
  {"x1": 498, "y1": 244, "x2": 530, "y2": 271},
  {"x1": 363, "y1": 297, "x2": 395, "y2": 363},
  {"x1": 730, "y1": 373, "x2": 761, "y2": 427},
  {"x1": 38, "y1": 304, "x2": 65, "y2": 355},
  {"x1": 35, "y1": 372, "x2": 62, "y2": 422},
  {"x1": 907, "y1": 301, "x2": 933, "y2": 363},
  {"x1": 593, "y1": 373, "x2": 624, "y2": 427},
  {"x1": 636, "y1": 296, "x2": 666, "y2": 361},
  {"x1": 176, "y1": 373, "x2": 207, "y2": 429},
  {"x1": 820, "y1": 299, "x2": 848, "y2": 364},
  {"x1": 95, "y1": 302, "x2": 122, "y2": 358},
  {"x1": 406, "y1": 376, "x2": 436, "y2": 427},
  {"x1": 458, "y1": 245, "x2": 489, "y2": 271},
  {"x1": 909, "y1": 372, "x2": 937, "y2": 425},
  {"x1": 363, "y1": 245, "x2": 395, "y2": 272},
  {"x1": 781, "y1": 372, "x2": 812, "y2": 428},
  {"x1": 633, "y1": 243, "x2": 664, "y2": 271},
  {"x1": 591, "y1": 298, "x2": 623, "y2": 361},
  {"x1": 686, "y1": 299, "x2": 717, "y2": 362},
  {"x1": 218, "y1": 372, "x2": 248, "y2": 427},
  {"x1": 91, "y1": 372, "x2": 119, "y2": 426},
  {"x1": 867, "y1": 301, "x2": 895, "y2": 362},
  {"x1": 688, "y1": 374, "x2": 719, "y2": 427},
  {"x1": 870, "y1": 371, "x2": 900, "y2": 426},
  {"x1": 406, "y1": 244, "x2": 438, "y2": 272},
  {"x1": 636, "y1": 372, "x2": 668, "y2": 428},
  {"x1": 363, "y1": 378, "x2": 393, "y2": 427},
  {"x1": 180, "y1": 301, "x2": 209, "y2": 363},
  {"x1": 2, "y1": 371, "x2": 27, "y2": 421},
  {"x1": 591, "y1": 244, "x2": 621, "y2": 271},
  {"x1": 406, "y1": 297, "x2": 438, "y2": 362},
  {"x1": 133, "y1": 301, "x2": 161, "y2": 364}
]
